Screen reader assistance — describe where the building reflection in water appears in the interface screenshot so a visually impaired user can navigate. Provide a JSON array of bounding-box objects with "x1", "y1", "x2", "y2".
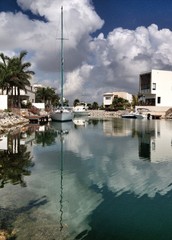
[
  {"x1": 137, "y1": 120, "x2": 172, "y2": 162},
  {"x1": 103, "y1": 119, "x2": 133, "y2": 136},
  {"x1": 103, "y1": 119, "x2": 172, "y2": 163}
]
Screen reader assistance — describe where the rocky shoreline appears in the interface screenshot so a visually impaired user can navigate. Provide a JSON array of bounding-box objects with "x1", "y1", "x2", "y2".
[
  {"x1": 88, "y1": 110, "x2": 124, "y2": 118},
  {"x1": 0, "y1": 112, "x2": 29, "y2": 135},
  {"x1": 0, "y1": 110, "x2": 125, "y2": 134}
]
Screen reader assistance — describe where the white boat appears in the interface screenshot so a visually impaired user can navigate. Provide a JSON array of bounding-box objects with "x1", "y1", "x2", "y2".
[
  {"x1": 121, "y1": 112, "x2": 139, "y2": 119},
  {"x1": 50, "y1": 6, "x2": 73, "y2": 122},
  {"x1": 121, "y1": 111, "x2": 146, "y2": 119},
  {"x1": 121, "y1": 108, "x2": 150, "y2": 119},
  {"x1": 50, "y1": 107, "x2": 73, "y2": 121},
  {"x1": 73, "y1": 103, "x2": 89, "y2": 116}
]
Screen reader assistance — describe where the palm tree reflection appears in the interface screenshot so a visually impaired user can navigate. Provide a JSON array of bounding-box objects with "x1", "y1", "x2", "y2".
[
  {"x1": 35, "y1": 125, "x2": 57, "y2": 147},
  {"x1": 0, "y1": 130, "x2": 34, "y2": 188}
]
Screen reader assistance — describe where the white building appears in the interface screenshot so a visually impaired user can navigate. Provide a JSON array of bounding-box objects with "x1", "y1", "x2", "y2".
[
  {"x1": 103, "y1": 91, "x2": 132, "y2": 108},
  {"x1": 139, "y1": 69, "x2": 172, "y2": 107}
]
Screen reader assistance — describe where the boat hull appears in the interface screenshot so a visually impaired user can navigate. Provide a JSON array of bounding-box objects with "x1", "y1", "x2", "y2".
[
  {"x1": 121, "y1": 113, "x2": 145, "y2": 119},
  {"x1": 50, "y1": 109, "x2": 74, "y2": 122},
  {"x1": 121, "y1": 114, "x2": 137, "y2": 119}
]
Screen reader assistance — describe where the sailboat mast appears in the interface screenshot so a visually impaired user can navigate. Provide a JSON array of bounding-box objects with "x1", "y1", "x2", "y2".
[{"x1": 61, "y1": 6, "x2": 64, "y2": 107}]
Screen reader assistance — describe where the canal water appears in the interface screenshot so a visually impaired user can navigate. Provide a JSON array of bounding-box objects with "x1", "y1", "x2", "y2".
[{"x1": 1, "y1": 118, "x2": 172, "y2": 239}]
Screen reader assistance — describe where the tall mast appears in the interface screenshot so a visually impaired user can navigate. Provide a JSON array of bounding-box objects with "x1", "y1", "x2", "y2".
[{"x1": 61, "y1": 6, "x2": 64, "y2": 107}]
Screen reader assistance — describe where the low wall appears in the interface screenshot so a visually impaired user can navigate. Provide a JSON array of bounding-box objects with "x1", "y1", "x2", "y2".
[{"x1": 0, "y1": 95, "x2": 8, "y2": 110}]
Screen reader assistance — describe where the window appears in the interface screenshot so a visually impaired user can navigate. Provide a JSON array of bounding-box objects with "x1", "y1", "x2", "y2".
[
  {"x1": 152, "y1": 83, "x2": 156, "y2": 90},
  {"x1": 157, "y1": 97, "x2": 161, "y2": 104},
  {"x1": 105, "y1": 96, "x2": 111, "y2": 100},
  {"x1": 140, "y1": 73, "x2": 151, "y2": 90}
]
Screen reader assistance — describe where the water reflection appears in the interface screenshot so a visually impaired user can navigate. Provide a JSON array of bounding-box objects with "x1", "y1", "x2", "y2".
[
  {"x1": 2, "y1": 119, "x2": 172, "y2": 239},
  {"x1": 73, "y1": 117, "x2": 88, "y2": 127},
  {"x1": 0, "y1": 123, "x2": 58, "y2": 189},
  {"x1": 0, "y1": 126, "x2": 35, "y2": 188},
  {"x1": 50, "y1": 121, "x2": 103, "y2": 238},
  {"x1": 35, "y1": 124, "x2": 57, "y2": 146},
  {"x1": 103, "y1": 119, "x2": 172, "y2": 162},
  {"x1": 93, "y1": 119, "x2": 172, "y2": 198},
  {"x1": 103, "y1": 118, "x2": 133, "y2": 136},
  {"x1": 51, "y1": 122, "x2": 69, "y2": 232},
  {"x1": 136, "y1": 120, "x2": 172, "y2": 162}
]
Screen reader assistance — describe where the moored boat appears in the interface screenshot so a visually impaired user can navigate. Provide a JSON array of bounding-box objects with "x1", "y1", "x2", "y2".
[
  {"x1": 50, "y1": 6, "x2": 73, "y2": 122},
  {"x1": 73, "y1": 103, "x2": 89, "y2": 116},
  {"x1": 121, "y1": 108, "x2": 150, "y2": 119},
  {"x1": 50, "y1": 107, "x2": 74, "y2": 121}
]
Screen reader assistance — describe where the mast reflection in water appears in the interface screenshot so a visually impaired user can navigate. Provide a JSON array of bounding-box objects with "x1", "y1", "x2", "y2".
[{"x1": 58, "y1": 125, "x2": 68, "y2": 232}]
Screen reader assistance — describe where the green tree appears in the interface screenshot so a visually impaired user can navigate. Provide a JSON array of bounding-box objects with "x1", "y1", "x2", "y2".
[
  {"x1": 10, "y1": 51, "x2": 35, "y2": 107},
  {"x1": 92, "y1": 102, "x2": 99, "y2": 110},
  {"x1": 0, "y1": 53, "x2": 11, "y2": 94},
  {"x1": 73, "y1": 99, "x2": 80, "y2": 106},
  {"x1": 132, "y1": 95, "x2": 138, "y2": 108},
  {"x1": 111, "y1": 97, "x2": 130, "y2": 110},
  {"x1": 35, "y1": 87, "x2": 59, "y2": 107},
  {"x1": 0, "y1": 51, "x2": 35, "y2": 108}
]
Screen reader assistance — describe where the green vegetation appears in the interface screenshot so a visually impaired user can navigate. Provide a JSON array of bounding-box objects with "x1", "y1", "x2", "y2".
[
  {"x1": 0, "y1": 51, "x2": 35, "y2": 108},
  {"x1": 132, "y1": 94, "x2": 138, "y2": 108},
  {"x1": 0, "y1": 132, "x2": 34, "y2": 188},
  {"x1": 106, "y1": 97, "x2": 131, "y2": 111},
  {"x1": 73, "y1": 98, "x2": 80, "y2": 106},
  {"x1": 35, "y1": 86, "x2": 59, "y2": 107}
]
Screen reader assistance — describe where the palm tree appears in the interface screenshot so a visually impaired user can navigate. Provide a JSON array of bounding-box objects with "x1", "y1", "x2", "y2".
[
  {"x1": 35, "y1": 87, "x2": 59, "y2": 107},
  {"x1": 0, "y1": 51, "x2": 34, "y2": 108},
  {"x1": 9, "y1": 51, "x2": 35, "y2": 107},
  {"x1": 0, "y1": 53, "x2": 11, "y2": 94},
  {"x1": 73, "y1": 99, "x2": 80, "y2": 106}
]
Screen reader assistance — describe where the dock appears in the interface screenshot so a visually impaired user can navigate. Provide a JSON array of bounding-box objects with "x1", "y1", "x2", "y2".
[{"x1": 25, "y1": 114, "x2": 49, "y2": 123}]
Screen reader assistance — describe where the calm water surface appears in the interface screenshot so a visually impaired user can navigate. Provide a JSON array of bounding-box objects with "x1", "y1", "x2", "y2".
[{"x1": 1, "y1": 118, "x2": 172, "y2": 239}]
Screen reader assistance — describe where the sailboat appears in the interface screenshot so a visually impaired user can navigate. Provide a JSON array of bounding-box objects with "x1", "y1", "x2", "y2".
[{"x1": 50, "y1": 6, "x2": 74, "y2": 122}]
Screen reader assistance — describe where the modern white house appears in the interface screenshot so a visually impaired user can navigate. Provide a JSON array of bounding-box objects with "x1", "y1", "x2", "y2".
[
  {"x1": 139, "y1": 69, "x2": 172, "y2": 107},
  {"x1": 103, "y1": 91, "x2": 132, "y2": 108}
]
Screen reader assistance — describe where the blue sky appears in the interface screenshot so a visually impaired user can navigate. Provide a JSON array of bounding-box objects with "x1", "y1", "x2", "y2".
[
  {"x1": 93, "y1": 0, "x2": 172, "y2": 34},
  {"x1": 0, "y1": 0, "x2": 172, "y2": 103}
]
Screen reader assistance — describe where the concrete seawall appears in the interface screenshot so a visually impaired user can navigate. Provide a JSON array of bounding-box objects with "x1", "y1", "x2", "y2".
[
  {"x1": 88, "y1": 109, "x2": 167, "y2": 119},
  {"x1": 88, "y1": 110, "x2": 123, "y2": 118}
]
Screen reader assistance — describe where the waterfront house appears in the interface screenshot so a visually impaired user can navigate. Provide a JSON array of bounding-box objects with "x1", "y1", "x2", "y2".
[
  {"x1": 139, "y1": 69, "x2": 172, "y2": 107},
  {"x1": 103, "y1": 91, "x2": 132, "y2": 108}
]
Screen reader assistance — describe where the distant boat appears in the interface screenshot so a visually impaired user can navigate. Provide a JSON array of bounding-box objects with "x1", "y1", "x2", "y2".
[
  {"x1": 50, "y1": 6, "x2": 73, "y2": 122},
  {"x1": 121, "y1": 112, "x2": 144, "y2": 119},
  {"x1": 73, "y1": 103, "x2": 89, "y2": 116},
  {"x1": 121, "y1": 108, "x2": 150, "y2": 119}
]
